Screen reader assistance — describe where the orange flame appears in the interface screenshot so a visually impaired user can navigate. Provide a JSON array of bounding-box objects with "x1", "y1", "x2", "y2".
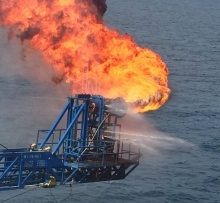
[{"x1": 0, "y1": 0, "x2": 170, "y2": 112}]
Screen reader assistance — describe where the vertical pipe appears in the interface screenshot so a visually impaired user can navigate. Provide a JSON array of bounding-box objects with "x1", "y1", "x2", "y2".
[
  {"x1": 80, "y1": 99, "x2": 89, "y2": 149},
  {"x1": 18, "y1": 156, "x2": 23, "y2": 187},
  {"x1": 36, "y1": 130, "x2": 40, "y2": 147},
  {"x1": 66, "y1": 98, "x2": 73, "y2": 154},
  {"x1": 98, "y1": 97, "x2": 105, "y2": 143},
  {"x1": 121, "y1": 141, "x2": 124, "y2": 158}
]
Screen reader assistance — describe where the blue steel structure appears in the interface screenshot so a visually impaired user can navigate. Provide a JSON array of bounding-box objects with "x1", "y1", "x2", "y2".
[{"x1": 0, "y1": 94, "x2": 141, "y2": 190}]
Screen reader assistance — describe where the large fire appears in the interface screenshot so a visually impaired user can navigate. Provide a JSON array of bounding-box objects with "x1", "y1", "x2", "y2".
[{"x1": 0, "y1": 0, "x2": 170, "y2": 112}]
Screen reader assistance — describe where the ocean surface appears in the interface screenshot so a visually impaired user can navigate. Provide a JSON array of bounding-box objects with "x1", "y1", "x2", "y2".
[{"x1": 0, "y1": 0, "x2": 220, "y2": 202}]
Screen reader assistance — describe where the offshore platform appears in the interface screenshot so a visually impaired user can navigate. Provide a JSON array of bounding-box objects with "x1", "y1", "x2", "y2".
[{"x1": 0, "y1": 94, "x2": 141, "y2": 190}]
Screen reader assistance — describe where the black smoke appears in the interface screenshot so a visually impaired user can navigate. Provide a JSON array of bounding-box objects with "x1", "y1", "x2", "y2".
[{"x1": 92, "y1": 0, "x2": 107, "y2": 16}]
